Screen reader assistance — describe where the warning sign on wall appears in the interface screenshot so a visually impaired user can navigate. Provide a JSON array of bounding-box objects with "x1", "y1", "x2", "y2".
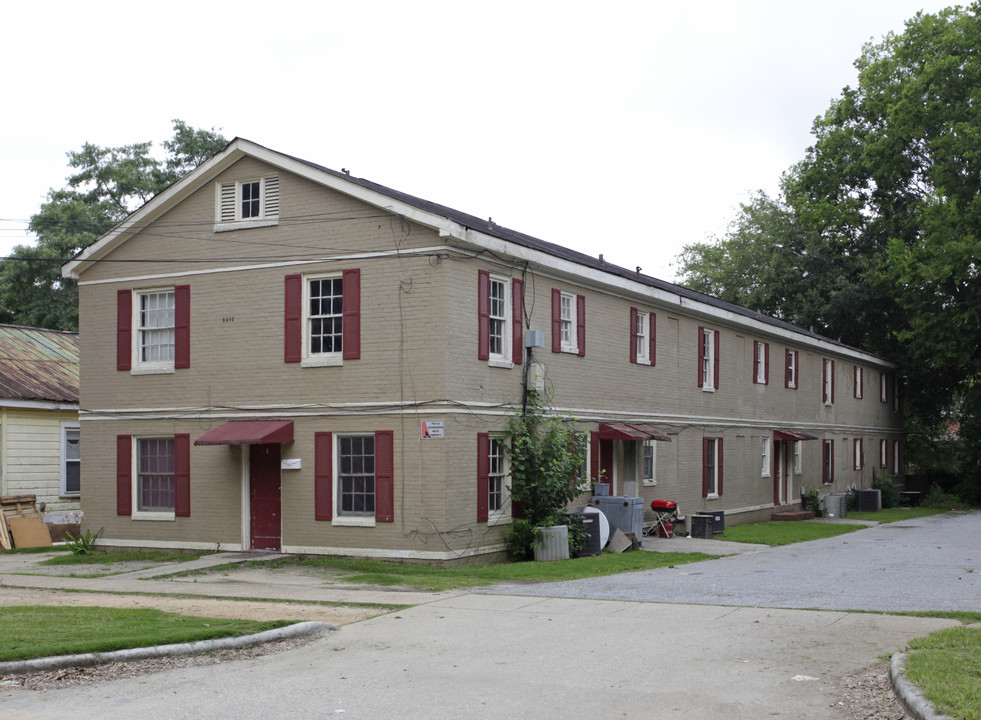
[{"x1": 421, "y1": 420, "x2": 444, "y2": 440}]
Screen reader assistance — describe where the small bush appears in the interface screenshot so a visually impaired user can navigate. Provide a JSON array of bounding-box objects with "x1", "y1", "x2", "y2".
[
  {"x1": 872, "y1": 473, "x2": 901, "y2": 509},
  {"x1": 923, "y1": 484, "x2": 964, "y2": 509},
  {"x1": 801, "y1": 486, "x2": 822, "y2": 516},
  {"x1": 64, "y1": 528, "x2": 102, "y2": 555}
]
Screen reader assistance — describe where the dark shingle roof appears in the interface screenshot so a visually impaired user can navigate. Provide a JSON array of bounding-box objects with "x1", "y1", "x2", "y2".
[{"x1": 0, "y1": 325, "x2": 79, "y2": 404}]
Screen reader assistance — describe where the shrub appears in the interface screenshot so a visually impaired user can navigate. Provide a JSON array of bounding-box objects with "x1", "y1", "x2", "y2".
[
  {"x1": 872, "y1": 473, "x2": 901, "y2": 509},
  {"x1": 923, "y1": 484, "x2": 964, "y2": 509},
  {"x1": 64, "y1": 528, "x2": 102, "y2": 555}
]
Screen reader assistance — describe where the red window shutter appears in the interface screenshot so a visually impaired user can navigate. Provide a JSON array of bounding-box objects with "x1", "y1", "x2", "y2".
[
  {"x1": 342, "y1": 268, "x2": 361, "y2": 360},
  {"x1": 314, "y1": 432, "x2": 333, "y2": 520},
  {"x1": 174, "y1": 285, "x2": 191, "y2": 369},
  {"x1": 576, "y1": 295, "x2": 586, "y2": 357},
  {"x1": 701, "y1": 438, "x2": 710, "y2": 497},
  {"x1": 174, "y1": 433, "x2": 190, "y2": 517},
  {"x1": 117, "y1": 290, "x2": 132, "y2": 371},
  {"x1": 649, "y1": 313, "x2": 657, "y2": 366},
  {"x1": 713, "y1": 330, "x2": 721, "y2": 389},
  {"x1": 116, "y1": 435, "x2": 132, "y2": 516},
  {"x1": 764, "y1": 343, "x2": 769, "y2": 385},
  {"x1": 284, "y1": 274, "x2": 302, "y2": 363},
  {"x1": 697, "y1": 326, "x2": 705, "y2": 388},
  {"x1": 511, "y1": 278, "x2": 524, "y2": 365},
  {"x1": 629, "y1": 307, "x2": 638, "y2": 364},
  {"x1": 478, "y1": 270, "x2": 490, "y2": 360},
  {"x1": 717, "y1": 438, "x2": 724, "y2": 495},
  {"x1": 551, "y1": 289, "x2": 562, "y2": 353},
  {"x1": 476, "y1": 433, "x2": 490, "y2": 522},
  {"x1": 374, "y1": 430, "x2": 394, "y2": 522}
]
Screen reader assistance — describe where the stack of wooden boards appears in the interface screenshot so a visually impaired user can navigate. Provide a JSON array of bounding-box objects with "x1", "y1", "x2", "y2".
[{"x1": 0, "y1": 494, "x2": 53, "y2": 550}]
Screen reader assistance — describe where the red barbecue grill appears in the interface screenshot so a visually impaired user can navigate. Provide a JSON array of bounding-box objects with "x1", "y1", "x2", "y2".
[{"x1": 643, "y1": 500, "x2": 678, "y2": 538}]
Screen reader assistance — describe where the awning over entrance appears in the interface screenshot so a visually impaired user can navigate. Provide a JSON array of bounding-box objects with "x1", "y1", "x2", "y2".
[
  {"x1": 598, "y1": 423, "x2": 671, "y2": 442},
  {"x1": 773, "y1": 429, "x2": 818, "y2": 442},
  {"x1": 194, "y1": 420, "x2": 294, "y2": 446}
]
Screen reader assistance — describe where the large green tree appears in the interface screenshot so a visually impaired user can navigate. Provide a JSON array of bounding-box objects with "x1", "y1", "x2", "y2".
[
  {"x1": 2, "y1": 120, "x2": 227, "y2": 331},
  {"x1": 677, "y1": 4, "x2": 981, "y2": 498}
]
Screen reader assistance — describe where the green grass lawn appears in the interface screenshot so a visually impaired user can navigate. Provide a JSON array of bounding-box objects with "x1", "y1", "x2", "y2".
[
  {"x1": 247, "y1": 550, "x2": 716, "y2": 592},
  {"x1": 0, "y1": 606, "x2": 290, "y2": 663},
  {"x1": 905, "y1": 626, "x2": 981, "y2": 720},
  {"x1": 847, "y1": 507, "x2": 946, "y2": 523},
  {"x1": 717, "y1": 521, "x2": 862, "y2": 546}
]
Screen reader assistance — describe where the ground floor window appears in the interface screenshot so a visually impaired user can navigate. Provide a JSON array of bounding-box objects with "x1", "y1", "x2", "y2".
[
  {"x1": 137, "y1": 438, "x2": 175, "y2": 513},
  {"x1": 488, "y1": 437, "x2": 508, "y2": 515},
  {"x1": 338, "y1": 435, "x2": 375, "y2": 516},
  {"x1": 61, "y1": 423, "x2": 80, "y2": 496},
  {"x1": 642, "y1": 439, "x2": 656, "y2": 485},
  {"x1": 823, "y1": 440, "x2": 835, "y2": 484},
  {"x1": 702, "y1": 437, "x2": 723, "y2": 496}
]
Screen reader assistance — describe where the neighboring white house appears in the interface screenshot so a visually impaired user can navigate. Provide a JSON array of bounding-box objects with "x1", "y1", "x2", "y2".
[{"x1": 0, "y1": 325, "x2": 80, "y2": 519}]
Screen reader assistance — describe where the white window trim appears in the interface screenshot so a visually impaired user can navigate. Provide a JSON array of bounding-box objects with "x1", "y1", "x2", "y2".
[
  {"x1": 642, "y1": 439, "x2": 656, "y2": 486},
  {"x1": 60, "y1": 421, "x2": 80, "y2": 497},
  {"x1": 823, "y1": 359, "x2": 834, "y2": 405},
  {"x1": 559, "y1": 291, "x2": 578, "y2": 354},
  {"x1": 793, "y1": 441, "x2": 802, "y2": 475},
  {"x1": 892, "y1": 440, "x2": 901, "y2": 476},
  {"x1": 488, "y1": 275, "x2": 513, "y2": 369},
  {"x1": 487, "y1": 435, "x2": 511, "y2": 526},
  {"x1": 853, "y1": 438, "x2": 863, "y2": 470},
  {"x1": 132, "y1": 436, "x2": 176, "y2": 522},
  {"x1": 880, "y1": 439, "x2": 888, "y2": 468},
  {"x1": 132, "y1": 287, "x2": 176, "y2": 376},
  {"x1": 854, "y1": 366, "x2": 863, "y2": 399},
  {"x1": 701, "y1": 328, "x2": 716, "y2": 392},
  {"x1": 761, "y1": 437, "x2": 771, "y2": 477},
  {"x1": 880, "y1": 371, "x2": 888, "y2": 403},
  {"x1": 332, "y1": 434, "x2": 377, "y2": 528},
  {"x1": 705, "y1": 437, "x2": 720, "y2": 498},
  {"x1": 786, "y1": 350, "x2": 797, "y2": 389},
  {"x1": 755, "y1": 341, "x2": 767, "y2": 384},
  {"x1": 214, "y1": 175, "x2": 280, "y2": 232},
  {"x1": 301, "y1": 272, "x2": 345, "y2": 368},
  {"x1": 636, "y1": 310, "x2": 650, "y2": 364}
]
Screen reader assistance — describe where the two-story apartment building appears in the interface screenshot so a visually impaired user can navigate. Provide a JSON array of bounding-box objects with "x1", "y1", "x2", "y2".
[{"x1": 63, "y1": 139, "x2": 903, "y2": 560}]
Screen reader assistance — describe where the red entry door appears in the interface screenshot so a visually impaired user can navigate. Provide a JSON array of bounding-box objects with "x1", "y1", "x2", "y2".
[{"x1": 250, "y1": 444, "x2": 282, "y2": 551}]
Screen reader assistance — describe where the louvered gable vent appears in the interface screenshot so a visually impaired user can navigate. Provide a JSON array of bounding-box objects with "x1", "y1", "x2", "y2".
[
  {"x1": 263, "y1": 175, "x2": 280, "y2": 217},
  {"x1": 219, "y1": 182, "x2": 237, "y2": 223}
]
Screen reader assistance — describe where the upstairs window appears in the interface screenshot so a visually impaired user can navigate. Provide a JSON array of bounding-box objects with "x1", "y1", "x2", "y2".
[
  {"x1": 285, "y1": 270, "x2": 361, "y2": 366},
  {"x1": 138, "y1": 290, "x2": 175, "y2": 366},
  {"x1": 309, "y1": 277, "x2": 344, "y2": 356},
  {"x1": 478, "y1": 271, "x2": 523, "y2": 366},
  {"x1": 117, "y1": 286, "x2": 191, "y2": 374},
  {"x1": 854, "y1": 366, "x2": 864, "y2": 399},
  {"x1": 630, "y1": 308, "x2": 656, "y2": 366},
  {"x1": 215, "y1": 175, "x2": 280, "y2": 230},
  {"x1": 697, "y1": 326, "x2": 720, "y2": 391},
  {"x1": 551, "y1": 289, "x2": 585, "y2": 356},
  {"x1": 754, "y1": 341, "x2": 769, "y2": 384},
  {"x1": 823, "y1": 359, "x2": 835, "y2": 404},
  {"x1": 880, "y1": 371, "x2": 888, "y2": 403},
  {"x1": 785, "y1": 349, "x2": 798, "y2": 389}
]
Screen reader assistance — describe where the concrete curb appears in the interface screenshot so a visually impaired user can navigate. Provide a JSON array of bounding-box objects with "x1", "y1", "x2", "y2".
[
  {"x1": 0, "y1": 620, "x2": 333, "y2": 676},
  {"x1": 890, "y1": 652, "x2": 953, "y2": 720}
]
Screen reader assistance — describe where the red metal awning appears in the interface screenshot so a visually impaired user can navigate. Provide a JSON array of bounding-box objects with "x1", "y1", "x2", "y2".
[
  {"x1": 194, "y1": 420, "x2": 294, "y2": 446},
  {"x1": 773, "y1": 429, "x2": 818, "y2": 442},
  {"x1": 598, "y1": 423, "x2": 671, "y2": 442}
]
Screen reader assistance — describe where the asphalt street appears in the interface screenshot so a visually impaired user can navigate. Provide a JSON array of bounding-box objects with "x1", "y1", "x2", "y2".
[{"x1": 493, "y1": 511, "x2": 981, "y2": 612}]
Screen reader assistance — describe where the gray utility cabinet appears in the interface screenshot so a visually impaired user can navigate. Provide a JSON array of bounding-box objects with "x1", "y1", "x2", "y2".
[{"x1": 591, "y1": 496, "x2": 644, "y2": 540}]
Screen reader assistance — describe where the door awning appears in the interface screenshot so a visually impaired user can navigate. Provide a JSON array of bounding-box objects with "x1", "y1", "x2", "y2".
[
  {"x1": 598, "y1": 423, "x2": 671, "y2": 442},
  {"x1": 773, "y1": 429, "x2": 818, "y2": 442},
  {"x1": 195, "y1": 420, "x2": 294, "y2": 446}
]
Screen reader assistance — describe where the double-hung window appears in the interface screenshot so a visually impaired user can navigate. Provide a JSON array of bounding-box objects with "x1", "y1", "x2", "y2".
[
  {"x1": 478, "y1": 271, "x2": 523, "y2": 366},
  {"x1": 551, "y1": 289, "x2": 585, "y2": 356},
  {"x1": 854, "y1": 366, "x2": 864, "y2": 399},
  {"x1": 642, "y1": 439, "x2": 656, "y2": 486},
  {"x1": 215, "y1": 175, "x2": 280, "y2": 231},
  {"x1": 702, "y1": 437, "x2": 723, "y2": 496},
  {"x1": 892, "y1": 440, "x2": 901, "y2": 476},
  {"x1": 137, "y1": 290, "x2": 175, "y2": 367},
  {"x1": 785, "y1": 349, "x2": 798, "y2": 389},
  {"x1": 117, "y1": 286, "x2": 190, "y2": 374},
  {"x1": 793, "y1": 441, "x2": 802, "y2": 474},
  {"x1": 698, "y1": 326, "x2": 720, "y2": 391},
  {"x1": 853, "y1": 438, "x2": 864, "y2": 470},
  {"x1": 761, "y1": 437, "x2": 771, "y2": 477},
  {"x1": 754, "y1": 341, "x2": 769, "y2": 384},
  {"x1": 487, "y1": 437, "x2": 509, "y2": 521},
  {"x1": 137, "y1": 437, "x2": 175, "y2": 515},
  {"x1": 630, "y1": 308, "x2": 656, "y2": 365},
  {"x1": 61, "y1": 423, "x2": 80, "y2": 496},
  {"x1": 879, "y1": 439, "x2": 888, "y2": 469},
  {"x1": 285, "y1": 270, "x2": 361, "y2": 366},
  {"x1": 115, "y1": 434, "x2": 190, "y2": 519},
  {"x1": 338, "y1": 435, "x2": 375, "y2": 518},
  {"x1": 822, "y1": 439, "x2": 835, "y2": 484},
  {"x1": 823, "y1": 359, "x2": 835, "y2": 404}
]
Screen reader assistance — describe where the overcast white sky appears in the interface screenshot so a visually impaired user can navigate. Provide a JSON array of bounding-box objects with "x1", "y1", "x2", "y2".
[{"x1": 0, "y1": 0, "x2": 958, "y2": 281}]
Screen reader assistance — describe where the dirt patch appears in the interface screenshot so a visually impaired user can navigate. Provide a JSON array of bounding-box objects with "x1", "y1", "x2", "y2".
[
  {"x1": 0, "y1": 586, "x2": 387, "y2": 625},
  {"x1": 833, "y1": 662, "x2": 910, "y2": 720}
]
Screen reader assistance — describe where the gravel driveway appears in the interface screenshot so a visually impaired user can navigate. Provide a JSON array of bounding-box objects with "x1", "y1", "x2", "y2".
[{"x1": 489, "y1": 511, "x2": 981, "y2": 612}]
